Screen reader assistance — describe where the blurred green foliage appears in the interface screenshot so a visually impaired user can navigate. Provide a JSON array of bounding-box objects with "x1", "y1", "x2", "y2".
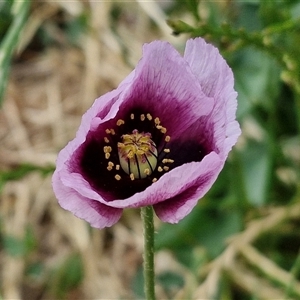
[
  {"x1": 0, "y1": 164, "x2": 55, "y2": 192},
  {"x1": 0, "y1": 1, "x2": 14, "y2": 38},
  {"x1": 48, "y1": 253, "x2": 84, "y2": 299},
  {"x1": 156, "y1": 199, "x2": 242, "y2": 263},
  {"x1": 0, "y1": 0, "x2": 30, "y2": 105},
  {"x1": 0, "y1": 0, "x2": 300, "y2": 299},
  {"x1": 157, "y1": 0, "x2": 300, "y2": 295},
  {"x1": 1, "y1": 226, "x2": 36, "y2": 257}
]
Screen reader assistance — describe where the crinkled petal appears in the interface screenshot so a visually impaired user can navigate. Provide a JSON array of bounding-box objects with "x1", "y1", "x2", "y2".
[
  {"x1": 184, "y1": 38, "x2": 233, "y2": 100},
  {"x1": 120, "y1": 40, "x2": 214, "y2": 139},
  {"x1": 56, "y1": 70, "x2": 135, "y2": 170},
  {"x1": 184, "y1": 38, "x2": 241, "y2": 157},
  {"x1": 52, "y1": 38, "x2": 240, "y2": 227},
  {"x1": 153, "y1": 152, "x2": 223, "y2": 223},
  {"x1": 52, "y1": 73, "x2": 136, "y2": 227},
  {"x1": 52, "y1": 170, "x2": 122, "y2": 229},
  {"x1": 105, "y1": 152, "x2": 222, "y2": 210}
]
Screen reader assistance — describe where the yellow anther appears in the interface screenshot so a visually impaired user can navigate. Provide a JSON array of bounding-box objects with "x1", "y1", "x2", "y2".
[
  {"x1": 110, "y1": 129, "x2": 116, "y2": 135},
  {"x1": 130, "y1": 173, "x2": 135, "y2": 181},
  {"x1": 163, "y1": 148, "x2": 170, "y2": 153},
  {"x1": 165, "y1": 135, "x2": 171, "y2": 142},
  {"x1": 104, "y1": 146, "x2": 112, "y2": 153},
  {"x1": 136, "y1": 149, "x2": 145, "y2": 155},
  {"x1": 107, "y1": 164, "x2": 113, "y2": 171},
  {"x1": 117, "y1": 119, "x2": 125, "y2": 126},
  {"x1": 116, "y1": 164, "x2": 120, "y2": 170},
  {"x1": 163, "y1": 166, "x2": 169, "y2": 171},
  {"x1": 140, "y1": 114, "x2": 145, "y2": 121},
  {"x1": 104, "y1": 137, "x2": 109, "y2": 143},
  {"x1": 158, "y1": 166, "x2": 163, "y2": 172},
  {"x1": 105, "y1": 129, "x2": 111, "y2": 134},
  {"x1": 127, "y1": 152, "x2": 134, "y2": 159},
  {"x1": 147, "y1": 113, "x2": 152, "y2": 121},
  {"x1": 154, "y1": 117, "x2": 160, "y2": 125},
  {"x1": 130, "y1": 113, "x2": 134, "y2": 120},
  {"x1": 152, "y1": 178, "x2": 157, "y2": 183},
  {"x1": 115, "y1": 174, "x2": 121, "y2": 181},
  {"x1": 144, "y1": 168, "x2": 150, "y2": 175},
  {"x1": 156, "y1": 125, "x2": 162, "y2": 130},
  {"x1": 160, "y1": 127, "x2": 167, "y2": 134},
  {"x1": 122, "y1": 134, "x2": 131, "y2": 140},
  {"x1": 105, "y1": 153, "x2": 110, "y2": 159},
  {"x1": 162, "y1": 158, "x2": 174, "y2": 164}
]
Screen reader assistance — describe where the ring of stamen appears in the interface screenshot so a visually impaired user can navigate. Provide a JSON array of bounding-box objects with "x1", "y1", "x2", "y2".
[
  {"x1": 104, "y1": 112, "x2": 174, "y2": 182},
  {"x1": 118, "y1": 129, "x2": 158, "y2": 179}
]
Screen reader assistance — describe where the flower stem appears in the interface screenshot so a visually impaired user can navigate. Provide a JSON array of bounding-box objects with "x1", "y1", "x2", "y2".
[{"x1": 141, "y1": 206, "x2": 156, "y2": 300}]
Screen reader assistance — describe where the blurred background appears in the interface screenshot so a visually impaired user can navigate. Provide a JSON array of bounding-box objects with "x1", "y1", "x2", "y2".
[{"x1": 1, "y1": 0, "x2": 300, "y2": 299}]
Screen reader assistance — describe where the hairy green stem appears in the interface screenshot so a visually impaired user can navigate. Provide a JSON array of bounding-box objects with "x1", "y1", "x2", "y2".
[{"x1": 141, "y1": 206, "x2": 156, "y2": 300}]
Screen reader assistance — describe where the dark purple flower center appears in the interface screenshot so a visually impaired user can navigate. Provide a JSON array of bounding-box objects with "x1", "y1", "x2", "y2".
[
  {"x1": 76, "y1": 108, "x2": 208, "y2": 201},
  {"x1": 105, "y1": 112, "x2": 173, "y2": 184}
]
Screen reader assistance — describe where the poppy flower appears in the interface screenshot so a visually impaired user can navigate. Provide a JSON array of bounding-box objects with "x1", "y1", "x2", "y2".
[{"x1": 52, "y1": 38, "x2": 241, "y2": 229}]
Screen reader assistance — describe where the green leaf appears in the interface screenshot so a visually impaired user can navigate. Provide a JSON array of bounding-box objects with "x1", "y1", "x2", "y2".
[
  {"x1": 234, "y1": 49, "x2": 281, "y2": 118},
  {"x1": 2, "y1": 235, "x2": 26, "y2": 257},
  {"x1": 156, "y1": 202, "x2": 242, "y2": 265},
  {"x1": 131, "y1": 266, "x2": 145, "y2": 299},
  {"x1": 239, "y1": 139, "x2": 271, "y2": 206},
  {"x1": 0, "y1": 164, "x2": 55, "y2": 192},
  {"x1": 24, "y1": 226, "x2": 37, "y2": 254},
  {"x1": 26, "y1": 262, "x2": 44, "y2": 279},
  {"x1": 185, "y1": 0, "x2": 200, "y2": 22},
  {"x1": 49, "y1": 253, "x2": 84, "y2": 299},
  {"x1": 65, "y1": 13, "x2": 89, "y2": 45},
  {"x1": 235, "y1": 1, "x2": 261, "y2": 32},
  {"x1": 157, "y1": 271, "x2": 185, "y2": 298},
  {"x1": 2, "y1": 226, "x2": 37, "y2": 257},
  {"x1": 0, "y1": 0, "x2": 30, "y2": 105}
]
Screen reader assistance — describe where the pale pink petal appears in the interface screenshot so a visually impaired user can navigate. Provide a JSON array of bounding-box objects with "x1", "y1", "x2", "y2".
[
  {"x1": 153, "y1": 152, "x2": 223, "y2": 223},
  {"x1": 52, "y1": 170, "x2": 122, "y2": 229},
  {"x1": 56, "y1": 70, "x2": 136, "y2": 170},
  {"x1": 184, "y1": 38, "x2": 241, "y2": 157},
  {"x1": 120, "y1": 40, "x2": 214, "y2": 139},
  {"x1": 52, "y1": 38, "x2": 241, "y2": 227},
  {"x1": 184, "y1": 38, "x2": 233, "y2": 99},
  {"x1": 104, "y1": 152, "x2": 222, "y2": 210}
]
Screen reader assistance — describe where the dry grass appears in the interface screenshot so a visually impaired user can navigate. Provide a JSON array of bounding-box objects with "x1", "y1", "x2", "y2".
[
  {"x1": 0, "y1": 2, "x2": 185, "y2": 299},
  {"x1": 1, "y1": 1, "x2": 300, "y2": 299}
]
